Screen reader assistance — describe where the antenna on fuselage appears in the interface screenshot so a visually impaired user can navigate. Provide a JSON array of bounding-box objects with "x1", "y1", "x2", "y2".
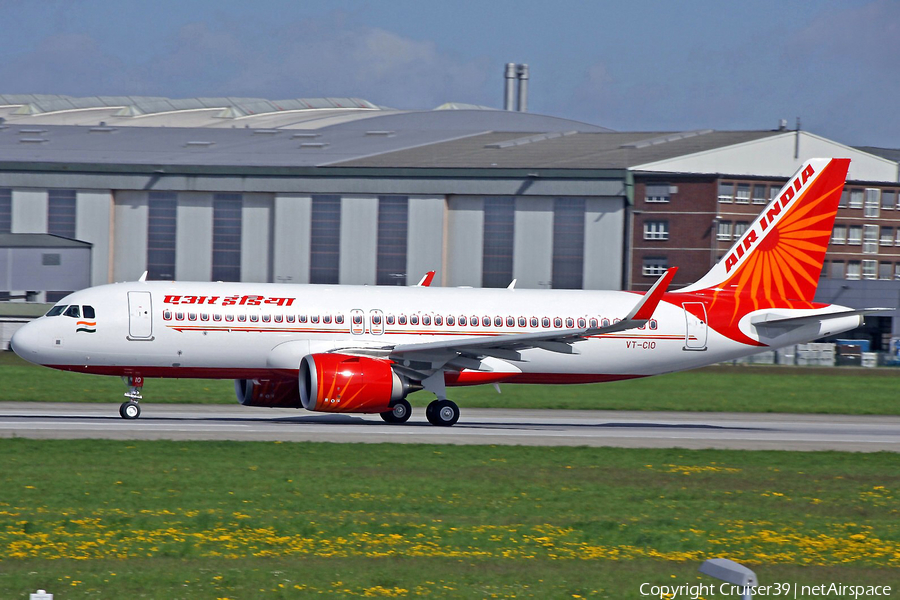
[{"x1": 138, "y1": 271, "x2": 148, "y2": 283}]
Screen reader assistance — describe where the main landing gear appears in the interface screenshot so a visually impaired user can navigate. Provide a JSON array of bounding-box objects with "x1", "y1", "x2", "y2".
[
  {"x1": 425, "y1": 399, "x2": 460, "y2": 427},
  {"x1": 379, "y1": 398, "x2": 459, "y2": 426},
  {"x1": 417, "y1": 371, "x2": 460, "y2": 427},
  {"x1": 119, "y1": 375, "x2": 143, "y2": 420}
]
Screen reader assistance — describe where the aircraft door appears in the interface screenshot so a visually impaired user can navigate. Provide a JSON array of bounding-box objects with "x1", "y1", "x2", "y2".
[
  {"x1": 682, "y1": 302, "x2": 707, "y2": 351},
  {"x1": 128, "y1": 291, "x2": 153, "y2": 339}
]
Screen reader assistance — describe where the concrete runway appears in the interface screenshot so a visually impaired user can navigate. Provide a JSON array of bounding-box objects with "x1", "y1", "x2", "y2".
[{"x1": 0, "y1": 402, "x2": 898, "y2": 451}]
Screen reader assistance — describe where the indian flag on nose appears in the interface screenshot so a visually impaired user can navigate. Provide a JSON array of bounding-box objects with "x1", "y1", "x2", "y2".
[{"x1": 76, "y1": 320, "x2": 97, "y2": 334}]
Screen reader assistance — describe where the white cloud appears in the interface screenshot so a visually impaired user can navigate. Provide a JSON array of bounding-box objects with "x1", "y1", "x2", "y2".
[{"x1": 0, "y1": 13, "x2": 493, "y2": 109}]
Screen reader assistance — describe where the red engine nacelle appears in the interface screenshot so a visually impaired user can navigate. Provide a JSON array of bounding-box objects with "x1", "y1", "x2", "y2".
[
  {"x1": 299, "y1": 353, "x2": 406, "y2": 413},
  {"x1": 235, "y1": 378, "x2": 303, "y2": 408}
]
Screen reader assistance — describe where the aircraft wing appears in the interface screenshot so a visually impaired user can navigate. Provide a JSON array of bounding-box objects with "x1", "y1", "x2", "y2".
[{"x1": 369, "y1": 267, "x2": 678, "y2": 379}]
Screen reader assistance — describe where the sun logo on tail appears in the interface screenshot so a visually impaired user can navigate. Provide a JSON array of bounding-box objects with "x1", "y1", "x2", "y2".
[{"x1": 722, "y1": 170, "x2": 847, "y2": 315}]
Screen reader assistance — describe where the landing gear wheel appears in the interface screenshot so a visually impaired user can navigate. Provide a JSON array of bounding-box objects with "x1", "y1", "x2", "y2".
[
  {"x1": 119, "y1": 401, "x2": 141, "y2": 420},
  {"x1": 380, "y1": 399, "x2": 412, "y2": 424},
  {"x1": 426, "y1": 399, "x2": 459, "y2": 427}
]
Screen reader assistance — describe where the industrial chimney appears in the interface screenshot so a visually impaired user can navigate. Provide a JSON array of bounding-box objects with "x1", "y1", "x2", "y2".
[
  {"x1": 503, "y1": 63, "x2": 530, "y2": 112},
  {"x1": 516, "y1": 64, "x2": 528, "y2": 112},
  {"x1": 504, "y1": 63, "x2": 517, "y2": 111}
]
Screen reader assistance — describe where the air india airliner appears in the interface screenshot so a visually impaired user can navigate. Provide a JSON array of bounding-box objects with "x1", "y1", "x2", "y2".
[{"x1": 10, "y1": 158, "x2": 881, "y2": 426}]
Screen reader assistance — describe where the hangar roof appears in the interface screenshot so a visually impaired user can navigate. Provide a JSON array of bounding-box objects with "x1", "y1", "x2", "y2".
[
  {"x1": 856, "y1": 146, "x2": 900, "y2": 163},
  {"x1": 0, "y1": 94, "x2": 385, "y2": 128},
  {"x1": 0, "y1": 98, "x2": 617, "y2": 169},
  {"x1": 0, "y1": 93, "x2": 611, "y2": 133},
  {"x1": 331, "y1": 130, "x2": 782, "y2": 169},
  {"x1": 0, "y1": 94, "x2": 893, "y2": 182},
  {"x1": 0, "y1": 123, "x2": 785, "y2": 171}
]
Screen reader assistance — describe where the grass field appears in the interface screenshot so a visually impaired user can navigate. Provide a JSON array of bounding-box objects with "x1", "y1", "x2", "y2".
[
  {"x1": 0, "y1": 439, "x2": 897, "y2": 598},
  {"x1": 3, "y1": 350, "x2": 900, "y2": 414}
]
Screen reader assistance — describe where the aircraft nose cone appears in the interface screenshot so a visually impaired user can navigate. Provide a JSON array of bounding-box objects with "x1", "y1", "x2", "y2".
[{"x1": 10, "y1": 323, "x2": 40, "y2": 363}]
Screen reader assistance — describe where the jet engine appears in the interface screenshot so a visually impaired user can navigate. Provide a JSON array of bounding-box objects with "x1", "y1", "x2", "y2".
[
  {"x1": 299, "y1": 353, "x2": 411, "y2": 413},
  {"x1": 235, "y1": 378, "x2": 303, "y2": 408}
]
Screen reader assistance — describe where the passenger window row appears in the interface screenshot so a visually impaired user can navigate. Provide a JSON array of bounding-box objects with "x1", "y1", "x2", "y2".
[{"x1": 160, "y1": 309, "x2": 658, "y2": 332}]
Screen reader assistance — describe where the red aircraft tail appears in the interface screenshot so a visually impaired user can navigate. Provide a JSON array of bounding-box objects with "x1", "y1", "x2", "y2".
[{"x1": 680, "y1": 157, "x2": 850, "y2": 305}]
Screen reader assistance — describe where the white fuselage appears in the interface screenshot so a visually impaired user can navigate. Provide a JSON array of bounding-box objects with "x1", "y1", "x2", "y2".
[{"x1": 10, "y1": 280, "x2": 857, "y2": 386}]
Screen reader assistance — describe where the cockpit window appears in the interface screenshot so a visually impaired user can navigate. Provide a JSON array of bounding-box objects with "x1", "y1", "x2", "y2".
[
  {"x1": 64, "y1": 305, "x2": 81, "y2": 319},
  {"x1": 46, "y1": 305, "x2": 67, "y2": 317},
  {"x1": 83, "y1": 305, "x2": 96, "y2": 319}
]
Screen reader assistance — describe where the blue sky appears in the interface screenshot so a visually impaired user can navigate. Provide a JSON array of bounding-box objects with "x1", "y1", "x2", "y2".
[{"x1": 1, "y1": 0, "x2": 897, "y2": 147}]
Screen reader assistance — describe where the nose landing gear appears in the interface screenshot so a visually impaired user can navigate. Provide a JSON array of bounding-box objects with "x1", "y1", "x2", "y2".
[{"x1": 119, "y1": 375, "x2": 143, "y2": 419}]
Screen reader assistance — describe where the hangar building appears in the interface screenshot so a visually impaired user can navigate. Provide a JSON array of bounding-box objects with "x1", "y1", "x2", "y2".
[{"x1": 0, "y1": 94, "x2": 898, "y2": 349}]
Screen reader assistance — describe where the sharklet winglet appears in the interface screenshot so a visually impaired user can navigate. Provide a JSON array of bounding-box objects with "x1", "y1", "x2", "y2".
[{"x1": 626, "y1": 267, "x2": 677, "y2": 322}]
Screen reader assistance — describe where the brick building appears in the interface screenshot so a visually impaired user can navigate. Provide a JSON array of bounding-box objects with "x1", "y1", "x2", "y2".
[{"x1": 628, "y1": 133, "x2": 900, "y2": 350}]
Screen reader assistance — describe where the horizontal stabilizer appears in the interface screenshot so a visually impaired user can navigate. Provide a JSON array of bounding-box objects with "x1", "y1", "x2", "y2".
[{"x1": 752, "y1": 308, "x2": 893, "y2": 332}]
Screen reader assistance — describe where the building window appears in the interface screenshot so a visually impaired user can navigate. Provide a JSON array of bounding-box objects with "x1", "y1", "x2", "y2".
[
  {"x1": 882, "y1": 190, "x2": 895, "y2": 211},
  {"x1": 48, "y1": 189, "x2": 76, "y2": 238},
  {"x1": 147, "y1": 191, "x2": 177, "y2": 280},
  {"x1": 862, "y1": 259, "x2": 877, "y2": 280},
  {"x1": 846, "y1": 261, "x2": 861, "y2": 280},
  {"x1": 770, "y1": 186, "x2": 781, "y2": 201},
  {"x1": 831, "y1": 225, "x2": 847, "y2": 245},
  {"x1": 879, "y1": 262, "x2": 892, "y2": 280},
  {"x1": 831, "y1": 261, "x2": 845, "y2": 279},
  {"x1": 716, "y1": 221, "x2": 732, "y2": 241},
  {"x1": 552, "y1": 197, "x2": 585, "y2": 289},
  {"x1": 0, "y1": 189, "x2": 10, "y2": 233},
  {"x1": 895, "y1": 264, "x2": 900, "y2": 280},
  {"x1": 848, "y1": 226, "x2": 862, "y2": 246},
  {"x1": 717, "y1": 182, "x2": 734, "y2": 203},
  {"x1": 645, "y1": 184, "x2": 670, "y2": 203},
  {"x1": 849, "y1": 189, "x2": 864, "y2": 209},
  {"x1": 482, "y1": 197, "x2": 514, "y2": 288},
  {"x1": 880, "y1": 227, "x2": 893, "y2": 246},
  {"x1": 864, "y1": 189, "x2": 881, "y2": 218},
  {"x1": 863, "y1": 224, "x2": 879, "y2": 254},
  {"x1": 642, "y1": 256, "x2": 668, "y2": 277},
  {"x1": 211, "y1": 193, "x2": 242, "y2": 282},
  {"x1": 752, "y1": 184, "x2": 767, "y2": 204},
  {"x1": 376, "y1": 196, "x2": 408, "y2": 286},
  {"x1": 46, "y1": 291, "x2": 72, "y2": 303},
  {"x1": 735, "y1": 184, "x2": 750, "y2": 204},
  {"x1": 643, "y1": 220, "x2": 669, "y2": 240},
  {"x1": 310, "y1": 195, "x2": 341, "y2": 284},
  {"x1": 839, "y1": 190, "x2": 849, "y2": 208},
  {"x1": 734, "y1": 222, "x2": 750, "y2": 239}
]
